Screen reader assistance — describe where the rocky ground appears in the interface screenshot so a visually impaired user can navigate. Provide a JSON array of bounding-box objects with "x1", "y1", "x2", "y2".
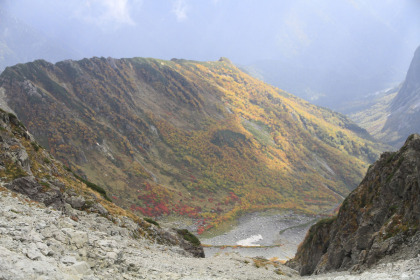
[
  {"x1": 1, "y1": 186, "x2": 419, "y2": 280},
  {"x1": 0, "y1": 186, "x2": 299, "y2": 280},
  {"x1": 306, "y1": 257, "x2": 420, "y2": 280},
  {"x1": 202, "y1": 211, "x2": 316, "y2": 259}
]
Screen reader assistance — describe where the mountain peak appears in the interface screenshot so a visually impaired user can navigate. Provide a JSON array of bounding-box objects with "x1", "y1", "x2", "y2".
[
  {"x1": 353, "y1": 45, "x2": 420, "y2": 148},
  {"x1": 391, "y1": 45, "x2": 420, "y2": 111},
  {"x1": 218, "y1": 57, "x2": 233, "y2": 64}
]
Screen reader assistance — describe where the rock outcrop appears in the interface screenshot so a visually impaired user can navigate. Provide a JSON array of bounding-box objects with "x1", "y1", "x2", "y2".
[{"x1": 288, "y1": 134, "x2": 420, "y2": 275}]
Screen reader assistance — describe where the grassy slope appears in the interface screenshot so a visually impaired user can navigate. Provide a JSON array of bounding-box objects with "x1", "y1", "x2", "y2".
[{"x1": 350, "y1": 88, "x2": 398, "y2": 143}]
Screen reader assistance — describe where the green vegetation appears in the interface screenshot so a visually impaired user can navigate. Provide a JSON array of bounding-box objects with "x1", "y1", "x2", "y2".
[
  {"x1": 176, "y1": 229, "x2": 201, "y2": 246},
  {"x1": 31, "y1": 142, "x2": 40, "y2": 151},
  {"x1": 317, "y1": 216, "x2": 338, "y2": 226},
  {"x1": 72, "y1": 173, "x2": 112, "y2": 202},
  {"x1": 251, "y1": 257, "x2": 282, "y2": 270},
  {"x1": 144, "y1": 217, "x2": 160, "y2": 227},
  {"x1": 39, "y1": 181, "x2": 50, "y2": 188},
  {"x1": 299, "y1": 216, "x2": 336, "y2": 251},
  {"x1": 389, "y1": 205, "x2": 398, "y2": 214}
]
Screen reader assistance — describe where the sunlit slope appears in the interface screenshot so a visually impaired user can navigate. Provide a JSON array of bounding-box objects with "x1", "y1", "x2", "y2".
[{"x1": 0, "y1": 57, "x2": 384, "y2": 232}]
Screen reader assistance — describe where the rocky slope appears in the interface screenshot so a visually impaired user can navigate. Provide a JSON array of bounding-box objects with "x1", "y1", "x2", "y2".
[
  {"x1": 0, "y1": 56, "x2": 384, "y2": 232},
  {"x1": 0, "y1": 186, "x2": 298, "y2": 280},
  {"x1": 0, "y1": 107, "x2": 204, "y2": 260},
  {"x1": 288, "y1": 134, "x2": 420, "y2": 275},
  {"x1": 351, "y1": 45, "x2": 420, "y2": 148}
]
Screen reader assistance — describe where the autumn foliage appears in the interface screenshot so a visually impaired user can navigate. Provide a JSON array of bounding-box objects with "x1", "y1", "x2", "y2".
[{"x1": 0, "y1": 56, "x2": 385, "y2": 233}]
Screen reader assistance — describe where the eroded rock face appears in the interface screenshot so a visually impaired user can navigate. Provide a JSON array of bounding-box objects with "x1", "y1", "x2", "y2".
[
  {"x1": 288, "y1": 134, "x2": 420, "y2": 275},
  {"x1": 5, "y1": 176, "x2": 65, "y2": 209}
]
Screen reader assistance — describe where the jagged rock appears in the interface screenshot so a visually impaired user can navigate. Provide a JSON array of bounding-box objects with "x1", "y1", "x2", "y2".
[
  {"x1": 2, "y1": 187, "x2": 420, "y2": 279},
  {"x1": 16, "y1": 149, "x2": 31, "y2": 175},
  {"x1": 25, "y1": 243, "x2": 43, "y2": 260},
  {"x1": 65, "y1": 194, "x2": 86, "y2": 209},
  {"x1": 357, "y1": 45, "x2": 420, "y2": 147},
  {"x1": 4, "y1": 176, "x2": 65, "y2": 209},
  {"x1": 288, "y1": 134, "x2": 420, "y2": 275},
  {"x1": 5, "y1": 176, "x2": 39, "y2": 197},
  {"x1": 62, "y1": 228, "x2": 89, "y2": 249},
  {"x1": 60, "y1": 255, "x2": 77, "y2": 265},
  {"x1": 65, "y1": 261, "x2": 91, "y2": 275},
  {"x1": 91, "y1": 202, "x2": 108, "y2": 215},
  {"x1": 145, "y1": 225, "x2": 205, "y2": 258}
]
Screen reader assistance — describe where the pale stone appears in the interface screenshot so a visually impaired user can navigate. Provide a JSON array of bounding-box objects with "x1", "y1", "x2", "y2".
[
  {"x1": 62, "y1": 228, "x2": 89, "y2": 248},
  {"x1": 61, "y1": 255, "x2": 77, "y2": 265},
  {"x1": 66, "y1": 261, "x2": 91, "y2": 275}
]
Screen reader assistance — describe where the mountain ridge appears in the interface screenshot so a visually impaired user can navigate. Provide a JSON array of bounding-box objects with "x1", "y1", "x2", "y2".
[{"x1": 0, "y1": 56, "x2": 385, "y2": 232}]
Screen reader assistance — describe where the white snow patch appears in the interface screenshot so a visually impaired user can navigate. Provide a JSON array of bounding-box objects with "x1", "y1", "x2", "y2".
[{"x1": 236, "y1": 234, "x2": 263, "y2": 246}]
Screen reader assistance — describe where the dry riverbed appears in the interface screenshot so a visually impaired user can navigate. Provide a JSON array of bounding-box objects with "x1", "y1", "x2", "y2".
[{"x1": 201, "y1": 210, "x2": 318, "y2": 260}]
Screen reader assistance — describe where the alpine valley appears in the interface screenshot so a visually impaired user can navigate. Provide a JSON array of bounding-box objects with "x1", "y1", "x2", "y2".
[
  {"x1": 351, "y1": 45, "x2": 420, "y2": 148},
  {"x1": 0, "y1": 56, "x2": 386, "y2": 234}
]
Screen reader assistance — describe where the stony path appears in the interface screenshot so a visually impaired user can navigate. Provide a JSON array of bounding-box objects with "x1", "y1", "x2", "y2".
[{"x1": 0, "y1": 187, "x2": 418, "y2": 279}]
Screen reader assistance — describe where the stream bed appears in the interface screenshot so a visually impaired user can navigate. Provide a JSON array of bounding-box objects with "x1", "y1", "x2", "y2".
[{"x1": 201, "y1": 211, "x2": 318, "y2": 260}]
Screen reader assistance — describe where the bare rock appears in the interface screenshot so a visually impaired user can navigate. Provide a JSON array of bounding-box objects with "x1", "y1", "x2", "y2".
[
  {"x1": 289, "y1": 134, "x2": 420, "y2": 275},
  {"x1": 4, "y1": 176, "x2": 65, "y2": 209}
]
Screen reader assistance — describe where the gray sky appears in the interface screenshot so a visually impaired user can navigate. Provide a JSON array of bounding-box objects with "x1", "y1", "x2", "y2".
[
  {"x1": 2, "y1": 0, "x2": 420, "y2": 108},
  {"x1": 4, "y1": 0, "x2": 418, "y2": 62}
]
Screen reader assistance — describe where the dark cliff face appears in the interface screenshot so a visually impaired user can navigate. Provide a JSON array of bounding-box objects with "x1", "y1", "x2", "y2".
[
  {"x1": 289, "y1": 134, "x2": 420, "y2": 275},
  {"x1": 391, "y1": 46, "x2": 420, "y2": 111},
  {"x1": 381, "y1": 46, "x2": 420, "y2": 147}
]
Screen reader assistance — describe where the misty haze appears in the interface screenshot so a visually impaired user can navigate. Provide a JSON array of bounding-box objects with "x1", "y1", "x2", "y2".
[{"x1": 2, "y1": 0, "x2": 419, "y2": 110}]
